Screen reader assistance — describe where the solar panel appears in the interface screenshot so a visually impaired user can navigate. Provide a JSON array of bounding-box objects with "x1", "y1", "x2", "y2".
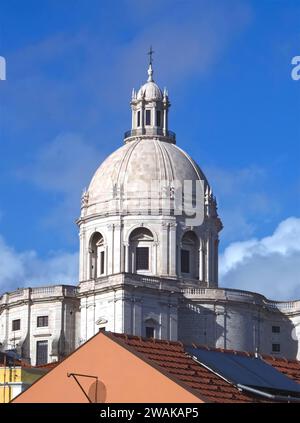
[{"x1": 185, "y1": 346, "x2": 300, "y2": 395}]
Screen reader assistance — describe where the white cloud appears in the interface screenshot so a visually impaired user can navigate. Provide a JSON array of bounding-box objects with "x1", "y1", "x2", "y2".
[
  {"x1": 0, "y1": 234, "x2": 78, "y2": 293},
  {"x1": 220, "y1": 217, "x2": 300, "y2": 300}
]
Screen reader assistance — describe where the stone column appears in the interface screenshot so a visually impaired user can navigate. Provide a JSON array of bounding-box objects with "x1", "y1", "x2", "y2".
[
  {"x1": 133, "y1": 297, "x2": 142, "y2": 336},
  {"x1": 169, "y1": 303, "x2": 178, "y2": 341},
  {"x1": 209, "y1": 234, "x2": 214, "y2": 286},
  {"x1": 206, "y1": 235, "x2": 210, "y2": 284},
  {"x1": 161, "y1": 222, "x2": 169, "y2": 275},
  {"x1": 214, "y1": 238, "x2": 219, "y2": 287},
  {"x1": 79, "y1": 228, "x2": 85, "y2": 282},
  {"x1": 153, "y1": 242, "x2": 158, "y2": 275},
  {"x1": 177, "y1": 241, "x2": 182, "y2": 276},
  {"x1": 124, "y1": 242, "x2": 129, "y2": 273},
  {"x1": 106, "y1": 224, "x2": 114, "y2": 275},
  {"x1": 132, "y1": 107, "x2": 135, "y2": 129},
  {"x1": 113, "y1": 223, "x2": 122, "y2": 274},
  {"x1": 141, "y1": 101, "x2": 145, "y2": 133},
  {"x1": 105, "y1": 245, "x2": 109, "y2": 276},
  {"x1": 163, "y1": 107, "x2": 167, "y2": 135},
  {"x1": 165, "y1": 106, "x2": 168, "y2": 132},
  {"x1": 169, "y1": 223, "x2": 177, "y2": 276},
  {"x1": 96, "y1": 245, "x2": 101, "y2": 278},
  {"x1": 199, "y1": 239, "x2": 204, "y2": 282}
]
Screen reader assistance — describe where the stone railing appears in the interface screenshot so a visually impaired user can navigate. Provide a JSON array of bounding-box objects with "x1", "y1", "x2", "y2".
[
  {"x1": 31, "y1": 285, "x2": 78, "y2": 299},
  {"x1": 182, "y1": 287, "x2": 268, "y2": 303},
  {"x1": 0, "y1": 285, "x2": 78, "y2": 305},
  {"x1": 128, "y1": 273, "x2": 161, "y2": 286},
  {"x1": 7, "y1": 289, "x2": 24, "y2": 298},
  {"x1": 79, "y1": 273, "x2": 179, "y2": 294},
  {"x1": 263, "y1": 300, "x2": 300, "y2": 313},
  {"x1": 31, "y1": 286, "x2": 58, "y2": 296},
  {"x1": 125, "y1": 273, "x2": 179, "y2": 291},
  {"x1": 124, "y1": 128, "x2": 176, "y2": 143},
  {"x1": 181, "y1": 287, "x2": 300, "y2": 314},
  {"x1": 182, "y1": 288, "x2": 207, "y2": 296}
]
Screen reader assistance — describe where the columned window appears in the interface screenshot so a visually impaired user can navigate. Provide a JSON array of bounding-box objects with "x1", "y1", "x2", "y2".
[
  {"x1": 145, "y1": 109, "x2": 151, "y2": 126},
  {"x1": 181, "y1": 249, "x2": 190, "y2": 273},
  {"x1": 144, "y1": 317, "x2": 158, "y2": 339},
  {"x1": 129, "y1": 227, "x2": 154, "y2": 274},
  {"x1": 136, "y1": 247, "x2": 149, "y2": 270},
  {"x1": 180, "y1": 231, "x2": 199, "y2": 279},
  {"x1": 100, "y1": 251, "x2": 105, "y2": 275},
  {"x1": 145, "y1": 327, "x2": 155, "y2": 338},
  {"x1": 89, "y1": 232, "x2": 105, "y2": 279}
]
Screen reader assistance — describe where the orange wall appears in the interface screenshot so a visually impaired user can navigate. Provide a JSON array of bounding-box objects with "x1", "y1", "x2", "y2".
[{"x1": 13, "y1": 333, "x2": 202, "y2": 403}]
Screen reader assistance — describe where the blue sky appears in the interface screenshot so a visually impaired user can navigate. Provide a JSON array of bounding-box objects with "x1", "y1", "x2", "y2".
[{"x1": 0, "y1": 0, "x2": 299, "y2": 298}]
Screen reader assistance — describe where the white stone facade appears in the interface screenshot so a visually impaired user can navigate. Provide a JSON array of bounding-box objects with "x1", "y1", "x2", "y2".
[
  {"x1": 0, "y1": 286, "x2": 79, "y2": 365},
  {"x1": 179, "y1": 287, "x2": 300, "y2": 359},
  {"x1": 0, "y1": 62, "x2": 299, "y2": 364}
]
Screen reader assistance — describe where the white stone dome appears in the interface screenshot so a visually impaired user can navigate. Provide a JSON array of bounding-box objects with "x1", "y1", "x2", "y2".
[
  {"x1": 137, "y1": 81, "x2": 163, "y2": 101},
  {"x1": 136, "y1": 63, "x2": 163, "y2": 101},
  {"x1": 84, "y1": 138, "x2": 208, "y2": 217}
]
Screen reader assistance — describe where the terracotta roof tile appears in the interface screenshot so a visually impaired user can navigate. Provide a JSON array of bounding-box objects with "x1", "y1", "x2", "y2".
[
  {"x1": 35, "y1": 361, "x2": 59, "y2": 370},
  {"x1": 107, "y1": 332, "x2": 300, "y2": 403}
]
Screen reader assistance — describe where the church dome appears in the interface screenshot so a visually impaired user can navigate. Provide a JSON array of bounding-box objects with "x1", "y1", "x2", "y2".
[
  {"x1": 84, "y1": 138, "x2": 208, "y2": 216},
  {"x1": 137, "y1": 81, "x2": 163, "y2": 101},
  {"x1": 79, "y1": 58, "x2": 213, "y2": 219},
  {"x1": 136, "y1": 63, "x2": 163, "y2": 101}
]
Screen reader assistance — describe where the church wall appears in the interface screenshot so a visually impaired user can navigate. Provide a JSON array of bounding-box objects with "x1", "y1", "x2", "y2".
[
  {"x1": 179, "y1": 289, "x2": 300, "y2": 359},
  {"x1": 80, "y1": 214, "x2": 179, "y2": 281},
  {"x1": 29, "y1": 301, "x2": 61, "y2": 365},
  {"x1": 78, "y1": 279, "x2": 179, "y2": 344},
  {"x1": 259, "y1": 311, "x2": 299, "y2": 359},
  {"x1": 0, "y1": 307, "x2": 8, "y2": 348},
  {"x1": 79, "y1": 213, "x2": 217, "y2": 286},
  {"x1": 0, "y1": 287, "x2": 79, "y2": 365},
  {"x1": 0, "y1": 302, "x2": 29, "y2": 353},
  {"x1": 79, "y1": 288, "x2": 125, "y2": 344},
  {"x1": 290, "y1": 314, "x2": 300, "y2": 359},
  {"x1": 123, "y1": 288, "x2": 178, "y2": 340},
  {"x1": 178, "y1": 302, "x2": 220, "y2": 347},
  {"x1": 3, "y1": 282, "x2": 299, "y2": 364},
  {"x1": 65, "y1": 300, "x2": 78, "y2": 354}
]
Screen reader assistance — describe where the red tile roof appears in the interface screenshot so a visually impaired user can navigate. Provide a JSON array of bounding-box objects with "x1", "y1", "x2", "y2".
[
  {"x1": 107, "y1": 332, "x2": 300, "y2": 403},
  {"x1": 34, "y1": 362, "x2": 59, "y2": 370},
  {"x1": 263, "y1": 355, "x2": 300, "y2": 384}
]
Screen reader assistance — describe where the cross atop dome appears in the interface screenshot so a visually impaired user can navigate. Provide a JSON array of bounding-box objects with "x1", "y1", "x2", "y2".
[
  {"x1": 147, "y1": 46, "x2": 154, "y2": 66},
  {"x1": 147, "y1": 46, "x2": 154, "y2": 82},
  {"x1": 125, "y1": 51, "x2": 173, "y2": 143}
]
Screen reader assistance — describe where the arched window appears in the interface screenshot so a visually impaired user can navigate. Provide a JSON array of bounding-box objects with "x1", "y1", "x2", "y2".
[
  {"x1": 89, "y1": 232, "x2": 105, "y2": 279},
  {"x1": 180, "y1": 231, "x2": 199, "y2": 279},
  {"x1": 129, "y1": 227, "x2": 154, "y2": 274}
]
